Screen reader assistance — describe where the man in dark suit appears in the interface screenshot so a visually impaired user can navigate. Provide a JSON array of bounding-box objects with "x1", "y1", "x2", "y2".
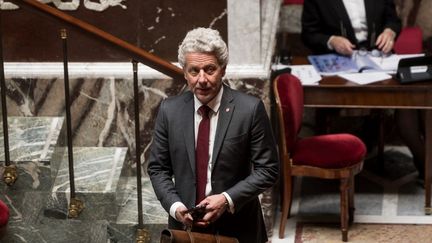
[
  {"x1": 301, "y1": 0, "x2": 401, "y2": 55},
  {"x1": 147, "y1": 27, "x2": 279, "y2": 243}
]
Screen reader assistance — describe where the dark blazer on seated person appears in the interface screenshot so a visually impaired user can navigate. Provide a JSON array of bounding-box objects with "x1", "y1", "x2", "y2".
[{"x1": 301, "y1": 0, "x2": 401, "y2": 54}]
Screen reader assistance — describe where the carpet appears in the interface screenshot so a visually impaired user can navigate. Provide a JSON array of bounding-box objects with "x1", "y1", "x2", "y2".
[{"x1": 295, "y1": 223, "x2": 432, "y2": 243}]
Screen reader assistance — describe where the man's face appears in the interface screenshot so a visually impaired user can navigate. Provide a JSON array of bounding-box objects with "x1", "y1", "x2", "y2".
[{"x1": 184, "y1": 52, "x2": 226, "y2": 105}]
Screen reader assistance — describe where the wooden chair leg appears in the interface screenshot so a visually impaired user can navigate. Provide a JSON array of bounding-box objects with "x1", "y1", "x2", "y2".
[
  {"x1": 279, "y1": 155, "x2": 288, "y2": 211},
  {"x1": 348, "y1": 176, "x2": 355, "y2": 224},
  {"x1": 0, "y1": 225, "x2": 6, "y2": 240},
  {"x1": 279, "y1": 168, "x2": 284, "y2": 211},
  {"x1": 340, "y1": 178, "x2": 349, "y2": 242},
  {"x1": 279, "y1": 174, "x2": 293, "y2": 239}
]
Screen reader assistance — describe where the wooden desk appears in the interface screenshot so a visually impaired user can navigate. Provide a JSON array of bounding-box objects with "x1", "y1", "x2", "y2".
[{"x1": 299, "y1": 67, "x2": 432, "y2": 214}]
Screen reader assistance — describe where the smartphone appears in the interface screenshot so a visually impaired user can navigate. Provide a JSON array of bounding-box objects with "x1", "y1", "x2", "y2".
[{"x1": 186, "y1": 204, "x2": 206, "y2": 220}]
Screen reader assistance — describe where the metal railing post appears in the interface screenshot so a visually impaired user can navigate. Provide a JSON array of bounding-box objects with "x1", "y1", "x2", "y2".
[
  {"x1": 0, "y1": 7, "x2": 17, "y2": 186},
  {"x1": 61, "y1": 28, "x2": 84, "y2": 218},
  {"x1": 132, "y1": 60, "x2": 150, "y2": 243}
]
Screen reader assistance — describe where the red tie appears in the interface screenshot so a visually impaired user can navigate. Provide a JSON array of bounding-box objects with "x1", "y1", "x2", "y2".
[{"x1": 196, "y1": 105, "x2": 211, "y2": 204}]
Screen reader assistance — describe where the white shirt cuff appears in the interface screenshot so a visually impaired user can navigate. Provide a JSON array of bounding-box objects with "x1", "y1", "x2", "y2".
[
  {"x1": 327, "y1": 35, "x2": 336, "y2": 50},
  {"x1": 169, "y1": 201, "x2": 185, "y2": 221},
  {"x1": 222, "y1": 192, "x2": 235, "y2": 213}
]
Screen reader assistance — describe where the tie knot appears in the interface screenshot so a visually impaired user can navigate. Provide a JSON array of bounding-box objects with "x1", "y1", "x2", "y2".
[{"x1": 199, "y1": 105, "x2": 211, "y2": 119}]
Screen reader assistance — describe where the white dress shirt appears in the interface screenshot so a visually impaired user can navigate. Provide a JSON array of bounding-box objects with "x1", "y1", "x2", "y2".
[{"x1": 342, "y1": 0, "x2": 368, "y2": 42}]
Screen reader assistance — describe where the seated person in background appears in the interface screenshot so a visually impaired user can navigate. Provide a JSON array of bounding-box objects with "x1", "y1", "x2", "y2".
[
  {"x1": 301, "y1": 0, "x2": 425, "y2": 181},
  {"x1": 301, "y1": 0, "x2": 401, "y2": 55}
]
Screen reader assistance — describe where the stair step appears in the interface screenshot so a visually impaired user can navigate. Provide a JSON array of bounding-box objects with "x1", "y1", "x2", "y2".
[
  {"x1": 0, "y1": 117, "x2": 63, "y2": 190},
  {"x1": 2, "y1": 219, "x2": 109, "y2": 243},
  {"x1": 0, "y1": 116, "x2": 63, "y2": 162},
  {"x1": 48, "y1": 147, "x2": 127, "y2": 221},
  {"x1": 116, "y1": 177, "x2": 167, "y2": 224}
]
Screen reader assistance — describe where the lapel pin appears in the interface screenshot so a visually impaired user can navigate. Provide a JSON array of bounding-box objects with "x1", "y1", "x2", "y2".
[{"x1": 225, "y1": 108, "x2": 230, "y2": 112}]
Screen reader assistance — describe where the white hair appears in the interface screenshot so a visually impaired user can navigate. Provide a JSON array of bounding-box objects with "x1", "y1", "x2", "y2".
[{"x1": 178, "y1": 27, "x2": 228, "y2": 68}]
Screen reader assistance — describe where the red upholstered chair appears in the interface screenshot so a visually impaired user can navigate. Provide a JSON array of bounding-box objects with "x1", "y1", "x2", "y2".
[
  {"x1": 0, "y1": 199, "x2": 9, "y2": 238},
  {"x1": 394, "y1": 27, "x2": 423, "y2": 54},
  {"x1": 273, "y1": 74, "x2": 366, "y2": 242}
]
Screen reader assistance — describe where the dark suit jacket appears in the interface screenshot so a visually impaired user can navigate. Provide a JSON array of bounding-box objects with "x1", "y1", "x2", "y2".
[
  {"x1": 301, "y1": 0, "x2": 401, "y2": 54},
  {"x1": 147, "y1": 85, "x2": 279, "y2": 243}
]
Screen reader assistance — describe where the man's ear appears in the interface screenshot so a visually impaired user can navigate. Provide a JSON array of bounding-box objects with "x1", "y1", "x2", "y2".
[{"x1": 221, "y1": 66, "x2": 227, "y2": 77}]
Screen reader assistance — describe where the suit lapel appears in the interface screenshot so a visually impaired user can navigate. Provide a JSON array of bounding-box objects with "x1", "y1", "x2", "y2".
[
  {"x1": 364, "y1": 0, "x2": 376, "y2": 45},
  {"x1": 364, "y1": 0, "x2": 375, "y2": 27},
  {"x1": 212, "y1": 86, "x2": 235, "y2": 168},
  {"x1": 333, "y1": 0, "x2": 348, "y2": 20},
  {"x1": 182, "y1": 92, "x2": 196, "y2": 176}
]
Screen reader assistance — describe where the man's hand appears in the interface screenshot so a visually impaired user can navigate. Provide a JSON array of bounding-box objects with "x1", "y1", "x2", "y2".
[
  {"x1": 194, "y1": 194, "x2": 228, "y2": 228},
  {"x1": 175, "y1": 205, "x2": 193, "y2": 228},
  {"x1": 376, "y1": 28, "x2": 396, "y2": 54},
  {"x1": 329, "y1": 36, "x2": 355, "y2": 56}
]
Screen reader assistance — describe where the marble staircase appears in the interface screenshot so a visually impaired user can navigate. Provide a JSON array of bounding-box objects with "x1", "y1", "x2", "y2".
[{"x1": 0, "y1": 117, "x2": 160, "y2": 242}]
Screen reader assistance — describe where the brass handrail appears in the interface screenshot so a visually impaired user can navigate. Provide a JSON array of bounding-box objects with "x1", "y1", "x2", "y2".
[{"x1": 9, "y1": 0, "x2": 184, "y2": 81}]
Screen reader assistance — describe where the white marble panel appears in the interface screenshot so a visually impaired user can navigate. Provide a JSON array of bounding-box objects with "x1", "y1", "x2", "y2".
[
  {"x1": 227, "y1": 0, "x2": 280, "y2": 75},
  {"x1": 261, "y1": 0, "x2": 282, "y2": 66},
  {"x1": 227, "y1": 0, "x2": 261, "y2": 65}
]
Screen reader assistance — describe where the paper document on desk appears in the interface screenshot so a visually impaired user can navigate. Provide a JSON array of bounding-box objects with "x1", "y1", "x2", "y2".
[
  {"x1": 289, "y1": 65, "x2": 321, "y2": 85},
  {"x1": 368, "y1": 53, "x2": 425, "y2": 73},
  {"x1": 338, "y1": 72, "x2": 392, "y2": 84},
  {"x1": 272, "y1": 64, "x2": 321, "y2": 85}
]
